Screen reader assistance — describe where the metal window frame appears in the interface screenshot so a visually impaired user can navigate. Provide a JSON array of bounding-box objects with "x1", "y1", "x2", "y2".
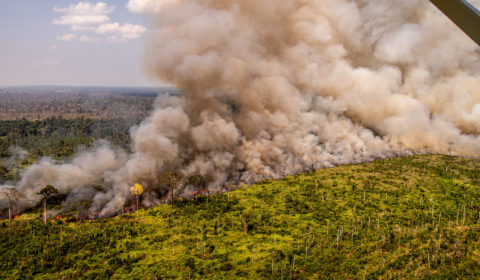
[{"x1": 429, "y1": 0, "x2": 480, "y2": 45}]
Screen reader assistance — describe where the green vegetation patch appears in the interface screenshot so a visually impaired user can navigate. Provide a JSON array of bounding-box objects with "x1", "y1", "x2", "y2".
[
  {"x1": 1, "y1": 155, "x2": 480, "y2": 279},
  {"x1": 0, "y1": 117, "x2": 135, "y2": 183}
]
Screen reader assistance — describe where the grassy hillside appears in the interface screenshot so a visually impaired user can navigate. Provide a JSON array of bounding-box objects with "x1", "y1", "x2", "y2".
[{"x1": 1, "y1": 155, "x2": 480, "y2": 279}]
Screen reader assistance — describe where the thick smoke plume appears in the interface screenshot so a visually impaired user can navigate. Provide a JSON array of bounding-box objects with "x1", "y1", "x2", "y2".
[{"x1": 1, "y1": 0, "x2": 480, "y2": 216}]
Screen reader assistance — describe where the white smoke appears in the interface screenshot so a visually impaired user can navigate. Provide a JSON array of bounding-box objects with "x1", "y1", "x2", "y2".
[
  {"x1": 3, "y1": 0, "x2": 480, "y2": 216},
  {"x1": 2, "y1": 146, "x2": 28, "y2": 170}
]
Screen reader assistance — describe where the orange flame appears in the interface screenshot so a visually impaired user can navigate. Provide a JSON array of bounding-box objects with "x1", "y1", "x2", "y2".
[{"x1": 123, "y1": 204, "x2": 137, "y2": 213}]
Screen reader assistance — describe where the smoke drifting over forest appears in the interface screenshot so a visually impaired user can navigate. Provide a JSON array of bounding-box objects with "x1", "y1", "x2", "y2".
[{"x1": 1, "y1": 0, "x2": 480, "y2": 216}]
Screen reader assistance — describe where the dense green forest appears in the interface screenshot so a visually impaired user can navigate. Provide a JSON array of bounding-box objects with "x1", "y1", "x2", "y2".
[
  {"x1": 0, "y1": 117, "x2": 134, "y2": 156},
  {"x1": 0, "y1": 117, "x2": 135, "y2": 183},
  {"x1": 0, "y1": 87, "x2": 169, "y2": 183},
  {"x1": 1, "y1": 155, "x2": 480, "y2": 279}
]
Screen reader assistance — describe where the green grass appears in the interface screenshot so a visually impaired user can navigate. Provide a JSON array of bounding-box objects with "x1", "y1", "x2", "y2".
[{"x1": 1, "y1": 154, "x2": 480, "y2": 279}]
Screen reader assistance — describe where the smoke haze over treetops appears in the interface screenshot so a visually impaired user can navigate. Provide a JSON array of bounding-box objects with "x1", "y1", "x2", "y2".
[{"x1": 1, "y1": 0, "x2": 479, "y2": 215}]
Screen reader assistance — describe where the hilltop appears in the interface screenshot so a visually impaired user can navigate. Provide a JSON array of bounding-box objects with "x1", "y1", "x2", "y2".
[{"x1": 1, "y1": 155, "x2": 480, "y2": 279}]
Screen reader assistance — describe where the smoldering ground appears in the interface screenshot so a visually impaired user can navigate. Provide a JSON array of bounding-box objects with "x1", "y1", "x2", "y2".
[{"x1": 1, "y1": 0, "x2": 479, "y2": 217}]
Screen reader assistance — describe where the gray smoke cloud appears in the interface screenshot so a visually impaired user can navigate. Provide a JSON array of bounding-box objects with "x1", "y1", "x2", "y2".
[{"x1": 1, "y1": 0, "x2": 479, "y2": 216}]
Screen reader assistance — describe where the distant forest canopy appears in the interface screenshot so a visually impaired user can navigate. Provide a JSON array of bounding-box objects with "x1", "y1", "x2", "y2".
[
  {"x1": 0, "y1": 86, "x2": 177, "y2": 120},
  {"x1": 0, "y1": 87, "x2": 176, "y2": 184}
]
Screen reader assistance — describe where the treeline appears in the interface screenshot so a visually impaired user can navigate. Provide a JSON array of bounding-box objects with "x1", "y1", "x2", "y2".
[
  {"x1": 0, "y1": 86, "x2": 177, "y2": 121},
  {"x1": 0, "y1": 96, "x2": 155, "y2": 121}
]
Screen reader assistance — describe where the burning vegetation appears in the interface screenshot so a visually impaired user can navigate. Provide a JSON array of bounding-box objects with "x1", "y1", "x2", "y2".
[
  {"x1": 1, "y1": 155, "x2": 480, "y2": 279},
  {"x1": 1, "y1": 0, "x2": 480, "y2": 221}
]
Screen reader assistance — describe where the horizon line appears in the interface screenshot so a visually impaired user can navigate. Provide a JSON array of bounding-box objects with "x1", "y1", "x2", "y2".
[{"x1": 0, "y1": 84, "x2": 176, "y2": 89}]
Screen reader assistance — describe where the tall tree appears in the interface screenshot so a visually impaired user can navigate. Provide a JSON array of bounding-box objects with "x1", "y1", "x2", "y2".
[
  {"x1": 130, "y1": 183, "x2": 144, "y2": 216},
  {"x1": 37, "y1": 185, "x2": 59, "y2": 225},
  {"x1": 1, "y1": 187, "x2": 18, "y2": 227},
  {"x1": 188, "y1": 174, "x2": 205, "y2": 201},
  {"x1": 241, "y1": 208, "x2": 257, "y2": 235},
  {"x1": 160, "y1": 171, "x2": 183, "y2": 203}
]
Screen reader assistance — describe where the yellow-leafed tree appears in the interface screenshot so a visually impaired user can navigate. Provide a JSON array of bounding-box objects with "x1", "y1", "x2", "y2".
[{"x1": 130, "y1": 183, "x2": 143, "y2": 215}]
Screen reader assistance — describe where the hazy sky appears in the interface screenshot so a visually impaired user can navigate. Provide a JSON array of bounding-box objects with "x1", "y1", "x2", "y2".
[
  {"x1": 0, "y1": 0, "x2": 159, "y2": 87},
  {"x1": 2, "y1": 0, "x2": 477, "y2": 88}
]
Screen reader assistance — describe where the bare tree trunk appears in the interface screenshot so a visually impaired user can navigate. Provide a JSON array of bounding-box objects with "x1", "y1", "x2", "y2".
[
  {"x1": 8, "y1": 199, "x2": 11, "y2": 227},
  {"x1": 271, "y1": 257, "x2": 274, "y2": 275},
  {"x1": 43, "y1": 200, "x2": 47, "y2": 225},
  {"x1": 136, "y1": 195, "x2": 139, "y2": 216},
  {"x1": 291, "y1": 255, "x2": 295, "y2": 278},
  {"x1": 336, "y1": 228, "x2": 340, "y2": 249}
]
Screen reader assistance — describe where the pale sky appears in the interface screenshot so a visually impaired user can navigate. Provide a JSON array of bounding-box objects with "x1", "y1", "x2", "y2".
[{"x1": 0, "y1": 0, "x2": 161, "y2": 87}]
